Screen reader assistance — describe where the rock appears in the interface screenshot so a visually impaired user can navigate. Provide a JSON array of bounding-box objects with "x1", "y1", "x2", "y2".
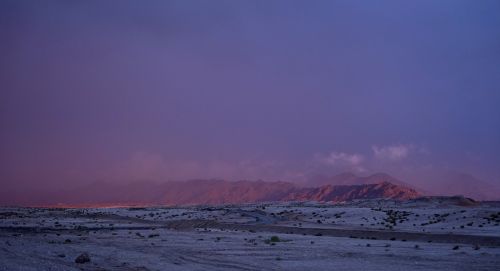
[{"x1": 75, "y1": 253, "x2": 90, "y2": 264}]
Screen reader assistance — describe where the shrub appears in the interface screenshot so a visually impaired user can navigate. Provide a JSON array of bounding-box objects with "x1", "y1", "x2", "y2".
[{"x1": 264, "y1": 236, "x2": 282, "y2": 244}]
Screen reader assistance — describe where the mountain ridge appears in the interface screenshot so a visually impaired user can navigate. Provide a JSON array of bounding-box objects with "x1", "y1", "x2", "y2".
[
  {"x1": 4, "y1": 171, "x2": 498, "y2": 206},
  {"x1": 307, "y1": 172, "x2": 418, "y2": 189},
  {"x1": 5, "y1": 176, "x2": 421, "y2": 207}
]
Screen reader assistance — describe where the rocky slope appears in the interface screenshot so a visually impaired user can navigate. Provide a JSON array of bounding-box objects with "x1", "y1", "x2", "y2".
[
  {"x1": 286, "y1": 181, "x2": 420, "y2": 202},
  {"x1": 18, "y1": 178, "x2": 421, "y2": 207},
  {"x1": 308, "y1": 172, "x2": 416, "y2": 189}
]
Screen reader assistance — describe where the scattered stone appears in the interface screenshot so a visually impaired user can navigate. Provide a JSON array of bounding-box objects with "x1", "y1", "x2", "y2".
[{"x1": 75, "y1": 253, "x2": 90, "y2": 264}]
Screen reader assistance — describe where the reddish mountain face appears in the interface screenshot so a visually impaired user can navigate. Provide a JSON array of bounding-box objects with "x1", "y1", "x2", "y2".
[
  {"x1": 157, "y1": 179, "x2": 298, "y2": 205},
  {"x1": 307, "y1": 172, "x2": 500, "y2": 201},
  {"x1": 156, "y1": 180, "x2": 420, "y2": 205},
  {"x1": 285, "y1": 182, "x2": 420, "y2": 202},
  {"x1": 308, "y1": 172, "x2": 415, "y2": 188},
  {"x1": 12, "y1": 178, "x2": 421, "y2": 207}
]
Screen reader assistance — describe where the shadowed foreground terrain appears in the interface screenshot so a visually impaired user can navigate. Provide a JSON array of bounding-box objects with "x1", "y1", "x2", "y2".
[{"x1": 1, "y1": 199, "x2": 500, "y2": 270}]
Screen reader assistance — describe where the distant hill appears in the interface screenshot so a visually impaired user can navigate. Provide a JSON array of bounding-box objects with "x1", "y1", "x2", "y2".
[
  {"x1": 4, "y1": 171, "x2": 497, "y2": 206},
  {"x1": 8, "y1": 178, "x2": 421, "y2": 207},
  {"x1": 425, "y1": 172, "x2": 500, "y2": 201},
  {"x1": 156, "y1": 179, "x2": 420, "y2": 205},
  {"x1": 156, "y1": 179, "x2": 298, "y2": 205},
  {"x1": 307, "y1": 172, "x2": 500, "y2": 201},
  {"x1": 308, "y1": 172, "x2": 417, "y2": 189},
  {"x1": 286, "y1": 181, "x2": 420, "y2": 202}
]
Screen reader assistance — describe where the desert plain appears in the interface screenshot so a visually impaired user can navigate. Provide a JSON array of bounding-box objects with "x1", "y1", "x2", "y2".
[{"x1": 1, "y1": 198, "x2": 500, "y2": 271}]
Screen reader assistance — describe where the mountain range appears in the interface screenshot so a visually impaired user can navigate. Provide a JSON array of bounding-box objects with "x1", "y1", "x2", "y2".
[
  {"x1": 3, "y1": 172, "x2": 498, "y2": 207},
  {"x1": 307, "y1": 172, "x2": 500, "y2": 201},
  {"x1": 11, "y1": 174, "x2": 419, "y2": 207},
  {"x1": 307, "y1": 172, "x2": 417, "y2": 189},
  {"x1": 422, "y1": 172, "x2": 500, "y2": 201}
]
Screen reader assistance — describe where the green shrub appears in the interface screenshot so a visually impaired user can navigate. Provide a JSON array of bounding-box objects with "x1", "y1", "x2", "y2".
[{"x1": 270, "y1": 236, "x2": 280, "y2": 242}]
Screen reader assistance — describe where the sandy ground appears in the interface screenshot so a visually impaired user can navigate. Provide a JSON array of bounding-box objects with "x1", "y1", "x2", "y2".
[{"x1": 1, "y1": 200, "x2": 500, "y2": 270}]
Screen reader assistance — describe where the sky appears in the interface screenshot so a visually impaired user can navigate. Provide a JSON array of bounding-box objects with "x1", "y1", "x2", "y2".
[{"x1": 1, "y1": 0, "x2": 500, "y2": 193}]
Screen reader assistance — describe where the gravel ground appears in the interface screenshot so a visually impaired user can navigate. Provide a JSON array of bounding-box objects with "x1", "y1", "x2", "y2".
[{"x1": 1, "y1": 201, "x2": 499, "y2": 270}]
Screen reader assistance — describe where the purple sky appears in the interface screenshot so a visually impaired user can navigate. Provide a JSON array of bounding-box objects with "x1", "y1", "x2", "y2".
[{"x1": 1, "y1": 0, "x2": 500, "y2": 192}]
